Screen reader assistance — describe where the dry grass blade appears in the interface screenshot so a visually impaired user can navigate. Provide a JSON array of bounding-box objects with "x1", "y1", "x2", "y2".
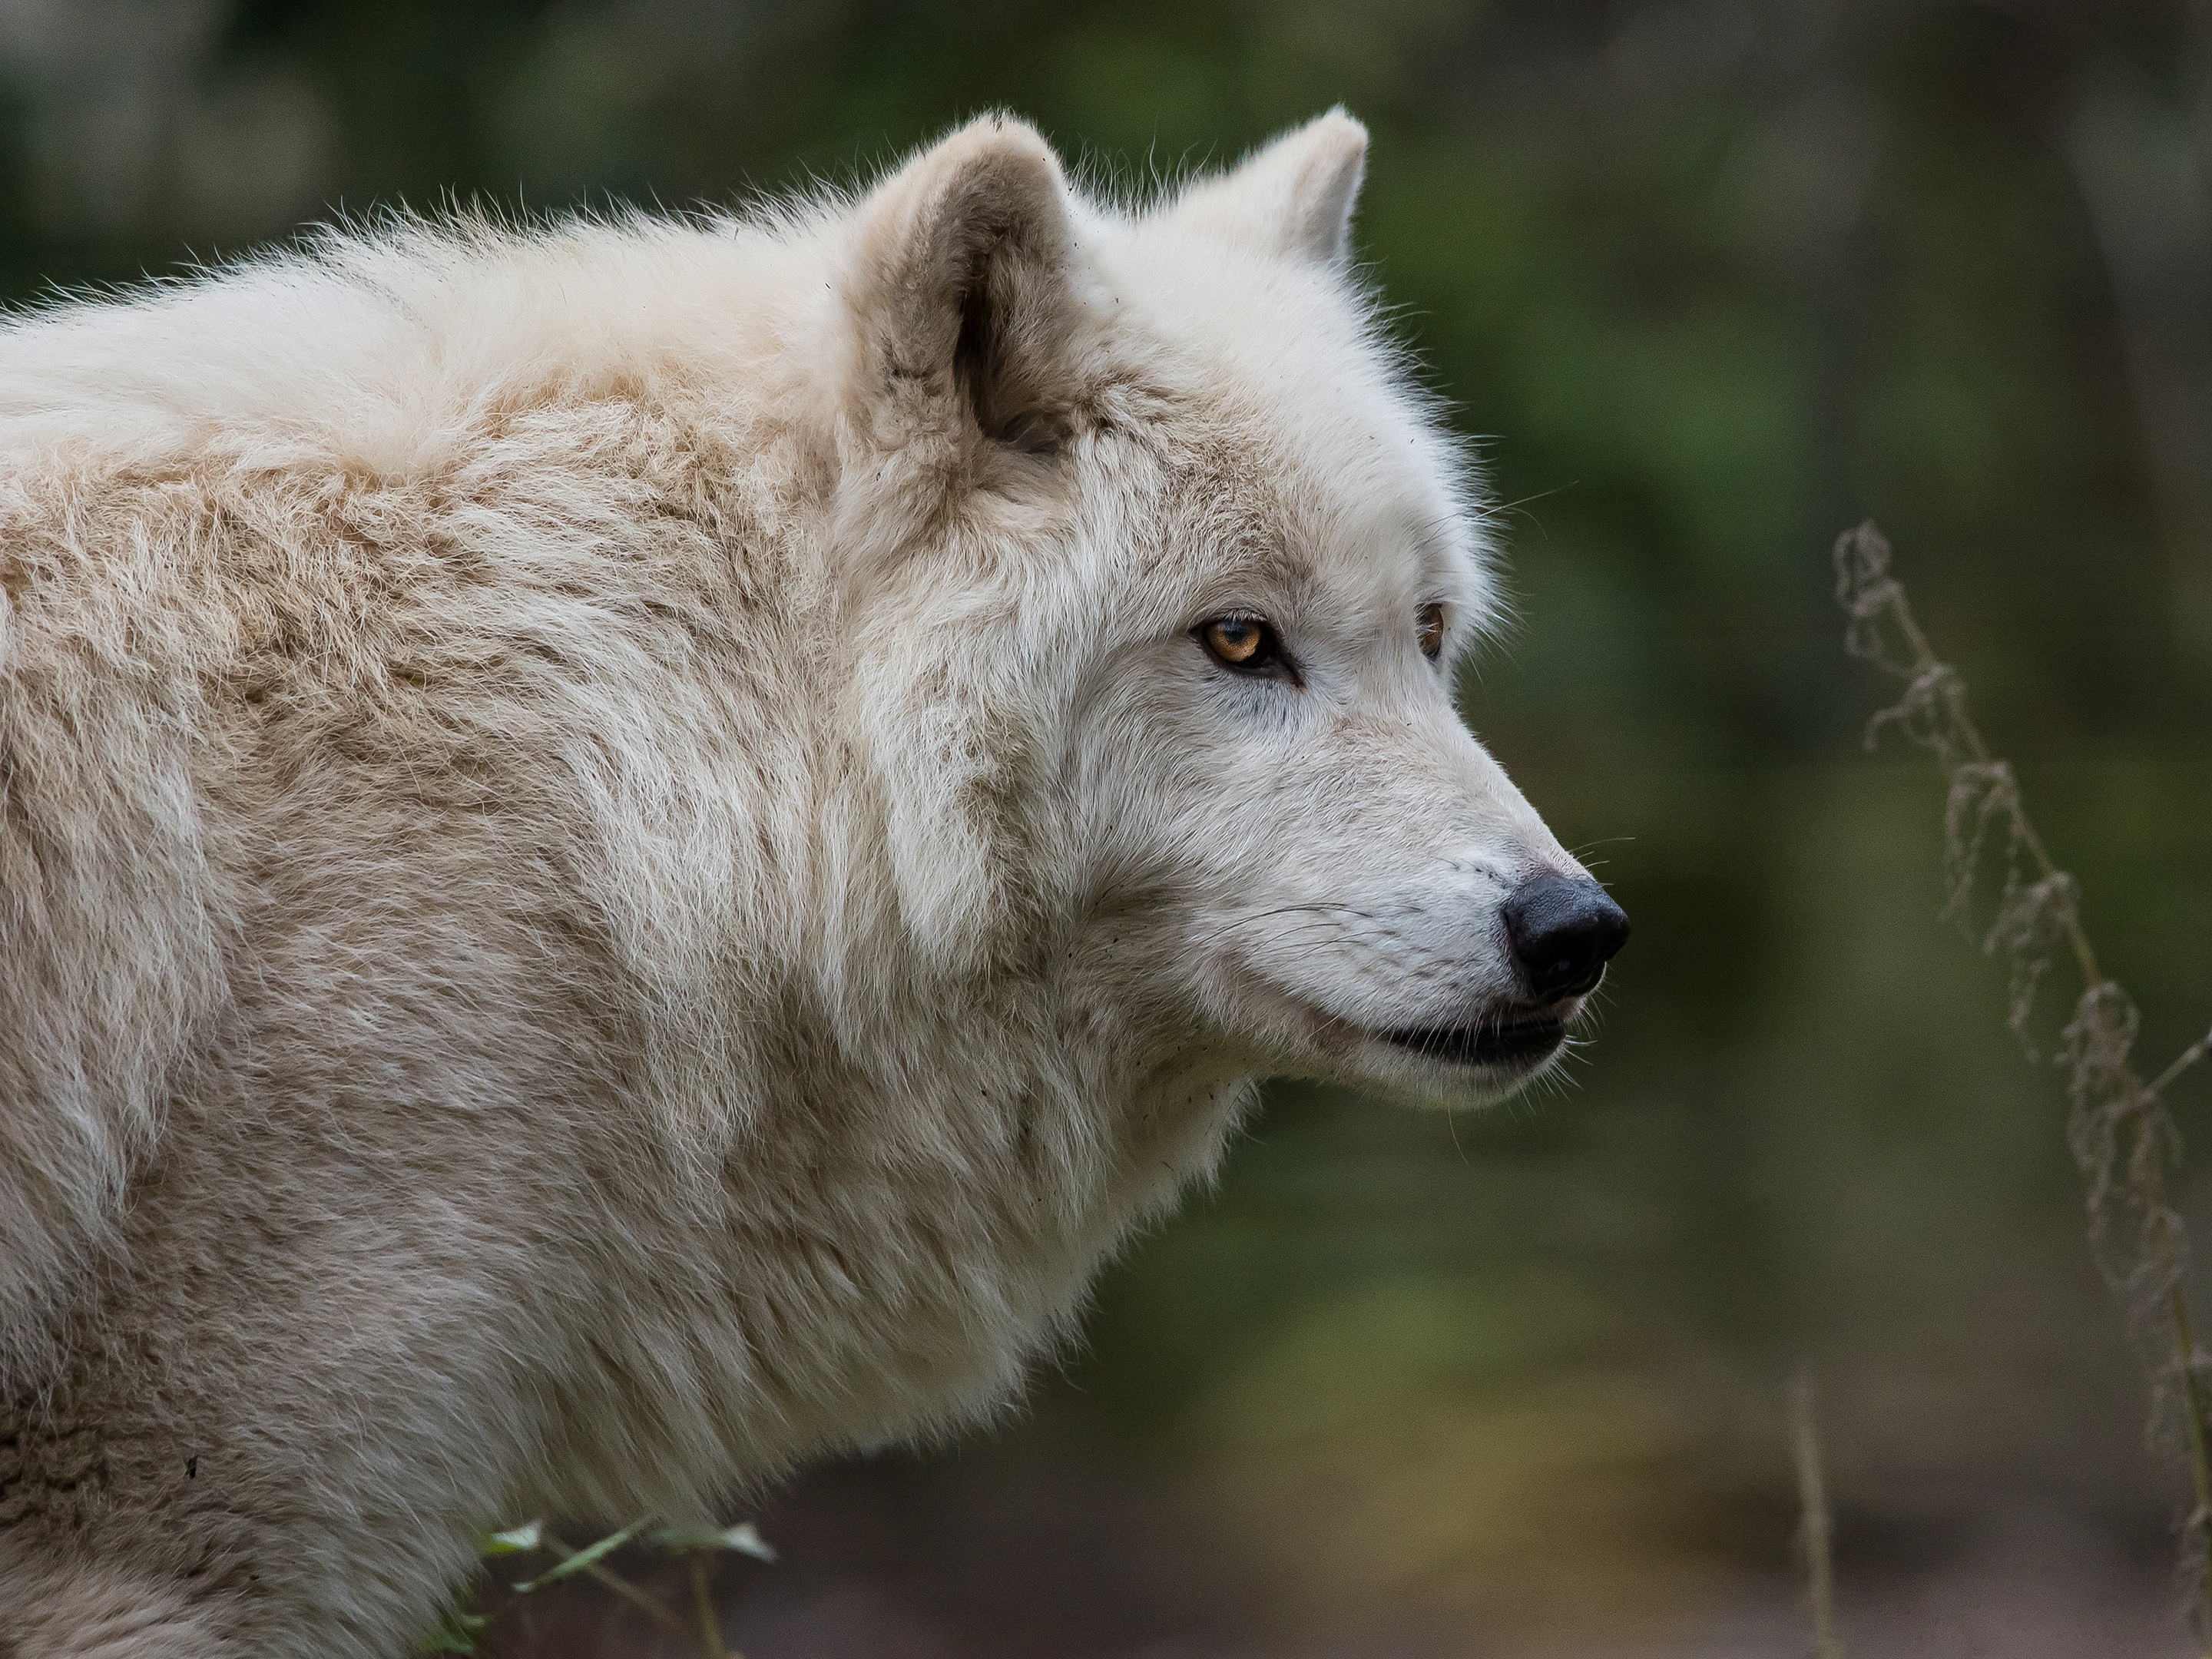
[
  {"x1": 1834, "y1": 522, "x2": 2212, "y2": 1645},
  {"x1": 689, "y1": 1554, "x2": 733, "y2": 1659},
  {"x1": 1791, "y1": 1371, "x2": 1844, "y2": 1659}
]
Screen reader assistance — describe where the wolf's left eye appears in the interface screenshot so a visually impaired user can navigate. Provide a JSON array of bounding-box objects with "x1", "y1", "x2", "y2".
[{"x1": 1417, "y1": 603, "x2": 1447, "y2": 661}]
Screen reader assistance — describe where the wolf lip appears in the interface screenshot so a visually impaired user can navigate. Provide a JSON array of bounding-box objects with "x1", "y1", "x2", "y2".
[{"x1": 1376, "y1": 1015, "x2": 1567, "y2": 1068}]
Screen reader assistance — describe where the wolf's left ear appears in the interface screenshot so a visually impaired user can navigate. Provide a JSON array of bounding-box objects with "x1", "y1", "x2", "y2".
[
  {"x1": 841, "y1": 114, "x2": 1078, "y2": 450},
  {"x1": 1167, "y1": 108, "x2": 1369, "y2": 268}
]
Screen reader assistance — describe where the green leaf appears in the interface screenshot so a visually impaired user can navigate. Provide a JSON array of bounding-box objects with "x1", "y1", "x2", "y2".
[
  {"x1": 422, "y1": 1611, "x2": 489, "y2": 1654},
  {"x1": 511, "y1": 1517, "x2": 650, "y2": 1594},
  {"x1": 479, "y1": 1520, "x2": 544, "y2": 1556},
  {"x1": 651, "y1": 1520, "x2": 777, "y2": 1561}
]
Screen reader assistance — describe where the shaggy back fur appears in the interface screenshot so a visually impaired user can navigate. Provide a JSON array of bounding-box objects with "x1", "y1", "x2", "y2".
[{"x1": 0, "y1": 111, "x2": 1606, "y2": 1654}]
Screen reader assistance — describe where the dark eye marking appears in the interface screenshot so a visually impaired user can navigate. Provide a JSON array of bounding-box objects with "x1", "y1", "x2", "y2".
[{"x1": 1195, "y1": 614, "x2": 1299, "y2": 684}]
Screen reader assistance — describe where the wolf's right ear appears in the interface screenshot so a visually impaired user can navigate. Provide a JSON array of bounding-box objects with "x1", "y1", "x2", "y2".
[
  {"x1": 839, "y1": 114, "x2": 1078, "y2": 454},
  {"x1": 1165, "y1": 108, "x2": 1368, "y2": 268}
]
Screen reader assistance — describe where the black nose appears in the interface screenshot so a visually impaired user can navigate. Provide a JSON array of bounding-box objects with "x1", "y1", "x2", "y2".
[{"x1": 1502, "y1": 871, "x2": 1630, "y2": 1000}]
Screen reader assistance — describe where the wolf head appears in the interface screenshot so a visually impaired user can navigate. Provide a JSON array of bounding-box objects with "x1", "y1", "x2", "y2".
[{"x1": 826, "y1": 111, "x2": 1626, "y2": 1108}]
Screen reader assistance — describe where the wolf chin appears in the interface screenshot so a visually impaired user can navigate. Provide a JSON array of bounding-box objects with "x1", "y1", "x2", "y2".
[{"x1": 0, "y1": 111, "x2": 1627, "y2": 1654}]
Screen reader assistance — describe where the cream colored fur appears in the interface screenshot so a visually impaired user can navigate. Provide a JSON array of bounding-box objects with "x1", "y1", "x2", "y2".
[{"x1": 0, "y1": 111, "x2": 1598, "y2": 1654}]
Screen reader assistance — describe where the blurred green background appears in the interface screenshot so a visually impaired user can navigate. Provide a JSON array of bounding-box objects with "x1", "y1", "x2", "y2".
[{"x1": 7, "y1": 2, "x2": 2211, "y2": 1653}]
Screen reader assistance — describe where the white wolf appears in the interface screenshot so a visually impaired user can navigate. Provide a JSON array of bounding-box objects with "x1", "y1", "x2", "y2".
[{"x1": 0, "y1": 110, "x2": 1626, "y2": 1654}]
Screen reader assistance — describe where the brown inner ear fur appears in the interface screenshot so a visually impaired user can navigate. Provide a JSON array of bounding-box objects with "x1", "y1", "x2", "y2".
[
  {"x1": 954, "y1": 276, "x2": 1068, "y2": 455},
  {"x1": 858, "y1": 118, "x2": 1079, "y2": 459}
]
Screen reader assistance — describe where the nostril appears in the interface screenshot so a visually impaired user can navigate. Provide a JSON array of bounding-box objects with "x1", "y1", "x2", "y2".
[{"x1": 1501, "y1": 871, "x2": 1631, "y2": 1000}]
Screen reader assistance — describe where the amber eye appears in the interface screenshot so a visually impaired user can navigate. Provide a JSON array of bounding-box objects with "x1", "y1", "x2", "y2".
[
  {"x1": 1417, "y1": 602, "x2": 1447, "y2": 661},
  {"x1": 1197, "y1": 614, "x2": 1280, "y2": 674}
]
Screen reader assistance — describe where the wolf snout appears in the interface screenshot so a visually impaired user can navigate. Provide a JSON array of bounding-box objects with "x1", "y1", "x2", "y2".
[{"x1": 1501, "y1": 871, "x2": 1630, "y2": 1000}]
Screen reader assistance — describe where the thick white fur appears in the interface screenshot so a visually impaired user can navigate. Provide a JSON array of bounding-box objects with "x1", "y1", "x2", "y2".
[{"x1": 0, "y1": 111, "x2": 1593, "y2": 1654}]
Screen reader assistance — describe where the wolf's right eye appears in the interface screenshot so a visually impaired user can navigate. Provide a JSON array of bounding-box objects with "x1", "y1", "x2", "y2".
[
  {"x1": 1197, "y1": 615, "x2": 1283, "y2": 676},
  {"x1": 1417, "y1": 602, "x2": 1446, "y2": 661}
]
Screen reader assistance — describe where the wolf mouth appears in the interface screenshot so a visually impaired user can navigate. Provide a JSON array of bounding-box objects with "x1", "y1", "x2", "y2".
[{"x1": 1377, "y1": 1015, "x2": 1567, "y2": 1068}]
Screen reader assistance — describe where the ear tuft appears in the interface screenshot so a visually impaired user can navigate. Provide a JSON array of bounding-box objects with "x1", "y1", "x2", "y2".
[
  {"x1": 844, "y1": 114, "x2": 1078, "y2": 448},
  {"x1": 1167, "y1": 108, "x2": 1369, "y2": 268}
]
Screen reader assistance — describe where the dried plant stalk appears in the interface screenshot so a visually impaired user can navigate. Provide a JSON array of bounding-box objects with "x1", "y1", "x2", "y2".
[
  {"x1": 1835, "y1": 522, "x2": 2212, "y2": 1640},
  {"x1": 1791, "y1": 1371, "x2": 1845, "y2": 1659}
]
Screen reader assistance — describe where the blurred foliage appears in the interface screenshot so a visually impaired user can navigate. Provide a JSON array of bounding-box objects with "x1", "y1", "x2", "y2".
[{"x1": 5, "y1": 2, "x2": 2210, "y2": 1650}]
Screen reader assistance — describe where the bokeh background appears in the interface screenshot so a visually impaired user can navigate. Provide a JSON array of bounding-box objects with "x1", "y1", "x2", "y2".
[{"x1": 6, "y1": 2, "x2": 2211, "y2": 1653}]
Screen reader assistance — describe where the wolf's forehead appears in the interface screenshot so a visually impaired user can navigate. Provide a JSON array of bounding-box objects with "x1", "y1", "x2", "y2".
[
  {"x1": 1270, "y1": 396, "x2": 1476, "y2": 580},
  {"x1": 1084, "y1": 220, "x2": 1492, "y2": 611},
  {"x1": 1164, "y1": 371, "x2": 1487, "y2": 610}
]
